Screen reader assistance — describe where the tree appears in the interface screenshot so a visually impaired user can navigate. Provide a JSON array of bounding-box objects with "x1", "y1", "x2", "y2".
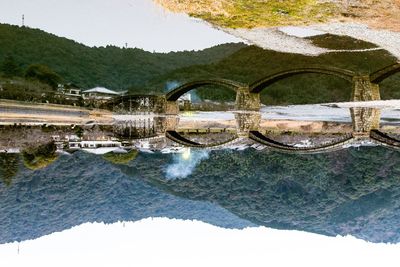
[
  {"x1": 25, "y1": 64, "x2": 62, "y2": 89},
  {"x1": 0, "y1": 153, "x2": 19, "y2": 186},
  {"x1": 22, "y1": 142, "x2": 58, "y2": 170},
  {"x1": 103, "y1": 150, "x2": 138, "y2": 165},
  {"x1": 1, "y1": 55, "x2": 21, "y2": 78}
]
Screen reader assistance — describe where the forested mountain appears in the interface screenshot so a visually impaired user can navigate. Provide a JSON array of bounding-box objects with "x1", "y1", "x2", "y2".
[
  {"x1": 1, "y1": 23, "x2": 399, "y2": 104},
  {"x1": 0, "y1": 23, "x2": 245, "y2": 91}
]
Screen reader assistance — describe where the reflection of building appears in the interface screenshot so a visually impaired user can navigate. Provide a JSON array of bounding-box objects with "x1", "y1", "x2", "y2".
[
  {"x1": 51, "y1": 134, "x2": 124, "y2": 154},
  {"x1": 70, "y1": 140, "x2": 123, "y2": 154},
  {"x1": 82, "y1": 87, "x2": 125, "y2": 101}
]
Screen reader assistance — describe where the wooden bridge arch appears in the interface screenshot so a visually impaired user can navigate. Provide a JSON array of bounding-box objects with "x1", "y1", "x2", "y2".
[
  {"x1": 249, "y1": 67, "x2": 355, "y2": 93},
  {"x1": 165, "y1": 79, "x2": 246, "y2": 101},
  {"x1": 369, "y1": 130, "x2": 400, "y2": 150},
  {"x1": 248, "y1": 131, "x2": 355, "y2": 154},
  {"x1": 166, "y1": 130, "x2": 239, "y2": 148},
  {"x1": 370, "y1": 63, "x2": 400, "y2": 84}
]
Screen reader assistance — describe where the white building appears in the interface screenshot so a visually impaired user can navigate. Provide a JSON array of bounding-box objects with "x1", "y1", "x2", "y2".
[{"x1": 178, "y1": 92, "x2": 191, "y2": 103}]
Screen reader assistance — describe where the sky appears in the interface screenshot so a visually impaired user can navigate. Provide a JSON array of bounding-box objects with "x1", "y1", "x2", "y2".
[
  {"x1": 1, "y1": 218, "x2": 399, "y2": 267},
  {"x1": 0, "y1": 0, "x2": 241, "y2": 52}
]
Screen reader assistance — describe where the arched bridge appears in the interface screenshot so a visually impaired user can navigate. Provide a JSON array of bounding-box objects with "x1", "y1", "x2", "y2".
[
  {"x1": 104, "y1": 63, "x2": 400, "y2": 152},
  {"x1": 166, "y1": 129, "x2": 400, "y2": 152},
  {"x1": 105, "y1": 62, "x2": 400, "y2": 114},
  {"x1": 370, "y1": 63, "x2": 400, "y2": 83},
  {"x1": 249, "y1": 66, "x2": 355, "y2": 93},
  {"x1": 166, "y1": 130, "x2": 239, "y2": 148},
  {"x1": 249, "y1": 131, "x2": 355, "y2": 154},
  {"x1": 103, "y1": 62, "x2": 400, "y2": 110},
  {"x1": 370, "y1": 129, "x2": 400, "y2": 150},
  {"x1": 165, "y1": 79, "x2": 246, "y2": 101}
]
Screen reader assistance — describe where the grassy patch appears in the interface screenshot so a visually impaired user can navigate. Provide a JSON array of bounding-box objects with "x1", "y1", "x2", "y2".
[{"x1": 157, "y1": 0, "x2": 338, "y2": 28}]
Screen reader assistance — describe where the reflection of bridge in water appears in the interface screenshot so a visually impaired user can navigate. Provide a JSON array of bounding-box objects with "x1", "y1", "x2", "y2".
[
  {"x1": 109, "y1": 63, "x2": 400, "y2": 153},
  {"x1": 160, "y1": 107, "x2": 400, "y2": 153}
]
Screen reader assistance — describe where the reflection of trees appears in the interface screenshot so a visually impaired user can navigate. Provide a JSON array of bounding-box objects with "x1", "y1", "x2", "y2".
[
  {"x1": 0, "y1": 153, "x2": 19, "y2": 186},
  {"x1": 21, "y1": 142, "x2": 58, "y2": 170},
  {"x1": 103, "y1": 150, "x2": 138, "y2": 165},
  {"x1": 128, "y1": 148, "x2": 400, "y2": 243},
  {"x1": 1, "y1": 55, "x2": 22, "y2": 77}
]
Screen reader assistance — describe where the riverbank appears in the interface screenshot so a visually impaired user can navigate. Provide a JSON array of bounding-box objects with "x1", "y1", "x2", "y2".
[{"x1": 0, "y1": 100, "x2": 113, "y2": 125}]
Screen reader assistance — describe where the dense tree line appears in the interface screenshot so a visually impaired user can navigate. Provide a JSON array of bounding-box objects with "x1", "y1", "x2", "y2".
[
  {"x1": 0, "y1": 54, "x2": 65, "y2": 102},
  {"x1": 0, "y1": 23, "x2": 244, "y2": 92}
]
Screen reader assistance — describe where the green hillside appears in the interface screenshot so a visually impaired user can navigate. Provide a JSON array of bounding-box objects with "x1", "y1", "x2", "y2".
[
  {"x1": 148, "y1": 38, "x2": 400, "y2": 104},
  {"x1": 0, "y1": 23, "x2": 245, "y2": 91},
  {"x1": 1, "y1": 23, "x2": 399, "y2": 105}
]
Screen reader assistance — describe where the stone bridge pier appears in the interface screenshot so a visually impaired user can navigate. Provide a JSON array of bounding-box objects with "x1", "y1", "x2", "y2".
[
  {"x1": 351, "y1": 75, "x2": 381, "y2": 101},
  {"x1": 165, "y1": 100, "x2": 179, "y2": 115},
  {"x1": 350, "y1": 107, "x2": 381, "y2": 136},
  {"x1": 235, "y1": 112, "x2": 261, "y2": 137},
  {"x1": 151, "y1": 116, "x2": 178, "y2": 134},
  {"x1": 235, "y1": 87, "x2": 260, "y2": 111},
  {"x1": 149, "y1": 96, "x2": 179, "y2": 115}
]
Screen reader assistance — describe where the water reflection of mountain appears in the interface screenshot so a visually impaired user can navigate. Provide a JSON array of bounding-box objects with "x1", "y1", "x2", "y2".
[
  {"x1": 119, "y1": 148, "x2": 400, "y2": 244},
  {"x1": 0, "y1": 152, "x2": 253, "y2": 244},
  {"x1": 1, "y1": 147, "x2": 400, "y2": 244}
]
